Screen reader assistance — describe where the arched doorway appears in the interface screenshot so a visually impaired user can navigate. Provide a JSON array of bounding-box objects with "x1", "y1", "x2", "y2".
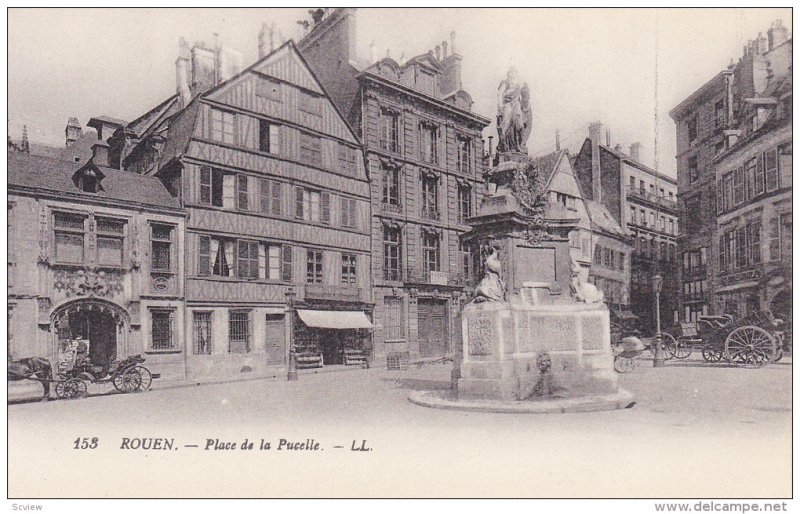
[
  {"x1": 770, "y1": 288, "x2": 792, "y2": 323},
  {"x1": 51, "y1": 299, "x2": 129, "y2": 368}
]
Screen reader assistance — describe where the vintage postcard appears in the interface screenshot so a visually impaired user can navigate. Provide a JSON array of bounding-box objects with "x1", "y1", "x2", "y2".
[{"x1": 5, "y1": 6, "x2": 793, "y2": 505}]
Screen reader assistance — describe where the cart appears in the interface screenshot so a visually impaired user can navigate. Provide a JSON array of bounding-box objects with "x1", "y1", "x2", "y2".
[
  {"x1": 661, "y1": 311, "x2": 780, "y2": 368},
  {"x1": 54, "y1": 340, "x2": 152, "y2": 399}
]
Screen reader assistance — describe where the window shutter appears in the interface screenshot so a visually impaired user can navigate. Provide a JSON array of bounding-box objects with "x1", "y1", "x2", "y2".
[
  {"x1": 349, "y1": 199, "x2": 357, "y2": 229},
  {"x1": 716, "y1": 179, "x2": 723, "y2": 214},
  {"x1": 757, "y1": 153, "x2": 766, "y2": 190},
  {"x1": 295, "y1": 187, "x2": 304, "y2": 219},
  {"x1": 198, "y1": 235, "x2": 211, "y2": 276},
  {"x1": 321, "y1": 192, "x2": 331, "y2": 224},
  {"x1": 281, "y1": 244, "x2": 293, "y2": 282},
  {"x1": 199, "y1": 166, "x2": 211, "y2": 204},
  {"x1": 259, "y1": 178, "x2": 270, "y2": 213},
  {"x1": 224, "y1": 241, "x2": 235, "y2": 277},
  {"x1": 271, "y1": 181, "x2": 282, "y2": 216},
  {"x1": 269, "y1": 125, "x2": 280, "y2": 155},
  {"x1": 340, "y1": 196, "x2": 349, "y2": 227}
]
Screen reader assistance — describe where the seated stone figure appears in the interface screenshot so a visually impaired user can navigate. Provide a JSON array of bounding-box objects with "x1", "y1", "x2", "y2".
[
  {"x1": 473, "y1": 246, "x2": 506, "y2": 303},
  {"x1": 569, "y1": 257, "x2": 604, "y2": 304}
]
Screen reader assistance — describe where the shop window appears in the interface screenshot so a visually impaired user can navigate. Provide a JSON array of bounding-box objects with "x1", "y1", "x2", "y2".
[
  {"x1": 150, "y1": 309, "x2": 175, "y2": 350},
  {"x1": 228, "y1": 311, "x2": 251, "y2": 354},
  {"x1": 193, "y1": 311, "x2": 212, "y2": 355}
]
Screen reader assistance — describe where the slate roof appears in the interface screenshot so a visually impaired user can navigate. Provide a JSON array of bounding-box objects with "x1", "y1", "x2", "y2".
[
  {"x1": 10, "y1": 130, "x2": 101, "y2": 165},
  {"x1": 8, "y1": 151, "x2": 181, "y2": 211},
  {"x1": 531, "y1": 150, "x2": 563, "y2": 182},
  {"x1": 156, "y1": 96, "x2": 202, "y2": 170},
  {"x1": 585, "y1": 200, "x2": 626, "y2": 237}
]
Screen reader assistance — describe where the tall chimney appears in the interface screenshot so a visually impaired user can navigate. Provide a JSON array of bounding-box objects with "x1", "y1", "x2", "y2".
[
  {"x1": 435, "y1": 45, "x2": 441, "y2": 61},
  {"x1": 588, "y1": 121, "x2": 603, "y2": 201},
  {"x1": 555, "y1": 129, "x2": 561, "y2": 151},
  {"x1": 442, "y1": 40, "x2": 448, "y2": 58},
  {"x1": 21, "y1": 125, "x2": 29, "y2": 153},
  {"x1": 605, "y1": 129, "x2": 611, "y2": 147},
  {"x1": 65, "y1": 117, "x2": 82, "y2": 147},
  {"x1": 629, "y1": 142, "x2": 641, "y2": 162},
  {"x1": 768, "y1": 19, "x2": 789, "y2": 51},
  {"x1": 450, "y1": 31, "x2": 456, "y2": 54},
  {"x1": 91, "y1": 140, "x2": 110, "y2": 167},
  {"x1": 258, "y1": 23, "x2": 268, "y2": 58},
  {"x1": 175, "y1": 37, "x2": 192, "y2": 107}
]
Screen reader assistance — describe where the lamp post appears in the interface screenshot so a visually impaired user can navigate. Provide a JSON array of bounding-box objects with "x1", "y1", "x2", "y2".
[
  {"x1": 285, "y1": 288, "x2": 298, "y2": 381},
  {"x1": 652, "y1": 274, "x2": 665, "y2": 368}
]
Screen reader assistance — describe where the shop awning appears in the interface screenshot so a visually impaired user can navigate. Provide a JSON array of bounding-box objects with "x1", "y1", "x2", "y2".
[{"x1": 296, "y1": 309, "x2": 373, "y2": 329}]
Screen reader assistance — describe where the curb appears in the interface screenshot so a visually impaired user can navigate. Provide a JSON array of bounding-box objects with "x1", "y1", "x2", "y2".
[{"x1": 408, "y1": 388, "x2": 636, "y2": 414}]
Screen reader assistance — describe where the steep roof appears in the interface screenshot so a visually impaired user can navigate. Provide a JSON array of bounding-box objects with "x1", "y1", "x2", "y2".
[
  {"x1": 8, "y1": 151, "x2": 180, "y2": 210},
  {"x1": 156, "y1": 96, "x2": 202, "y2": 170},
  {"x1": 585, "y1": 200, "x2": 626, "y2": 237},
  {"x1": 11, "y1": 130, "x2": 101, "y2": 165}
]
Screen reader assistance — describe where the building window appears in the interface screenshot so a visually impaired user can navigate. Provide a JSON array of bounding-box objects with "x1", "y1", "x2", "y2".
[
  {"x1": 768, "y1": 217, "x2": 780, "y2": 261},
  {"x1": 54, "y1": 212, "x2": 86, "y2": 264},
  {"x1": 459, "y1": 240, "x2": 470, "y2": 280},
  {"x1": 382, "y1": 165, "x2": 401, "y2": 206},
  {"x1": 714, "y1": 141, "x2": 725, "y2": 156},
  {"x1": 384, "y1": 297, "x2": 405, "y2": 341},
  {"x1": 688, "y1": 156, "x2": 698, "y2": 183},
  {"x1": 747, "y1": 219, "x2": 761, "y2": 265},
  {"x1": 380, "y1": 108, "x2": 399, "y2": 153},
  {"x1": 199, "y1": 167, "x2": 224, "y2": 207},
  {"x1": 150, "y1": 309, "x2": 175, "y2": 350},
  {"x1": 299, "y1": 132, "x2": 322, "y2": 167},
  {"x1": 714, "y1": 99, "x2": 726, "y2": 128},
  {"x1": 733, "y1": 167, "x2": 745, "y2": 205},
  {"x1": 669, "y1": 219, "x2": 675, "y2": 234},
  {"x1": 629, "y1": 176, "x2": 636, "y2": 190},
  {"x1": 649, "y1": 212, "x2": 656, "y2": 227},
  {"x1": 778, "y1": 142, "x2": 792, "y2": 188},
  {"x1": 236, "y1": 240, "x2": 260, "y2": 280},
  {"x1": 629, "y1": 206, "x2": 637, "y2": 224},
  {"x1": 259, "y1": 120, "x2": 279, "y2": 154},
  {"x1": 457, "y1": 137, "x2": 471, "y2": 174},
  {"x1": 256, "y1": 180, "x2": 283, "y2": 216},
  {"x1": 639, "y1": 180, "x2": 645, "y2": 194},
  {"x1": 229, "y1": 311, "x2": 251, "y2": 354},
  {"x1": 383, "y1": 226, "x2": 402, "y2": 281},
  {"x1": 594, "y1": 244, "x2": 602, "y2": 265},
  {"x1": 419, "y1": 122, "x2": 438, "y2": 164},
  {"x1": 96, "y1": 217, "x2": 125, "y2": 267},
  {"x1": 687, "y1": 117, "x2": 698, "y2": 143},
  {"x1": 417, "y1": 69, "x2": 435, "y2": 95},
  {"x1": 265, "y1": 244, "x2": 281, "y2": 280},
  {"x1": 422, "y1": 231, "x2": 440, "y2": 274},
  {"x1": 639, "y1": 209, "x2": 646, "y2": 225},
  {"x1": 421, "y1": 174, "x2": 439, "y2": 219},
  {"x1": 765, "y1": 148, "x2": 779, "y2": 191},
  {"x1": 236, "y1": 175, "x2": 249, "y2": 211},
  {"x1": 341, "y1": 253, "x2": 357, "y2": 285},
  {"x1": 150, "y1": 224, "x2": 173, "y2": 271},
  {"x1": 192, "y1": 312, "x2": 212, "y2": 355},
  {"x1": 295, "y1": 187, "x2": 324, "y2": 222},
  {"x1": 281, "y1": 245, "x2": 293, "y2": 282},
  {"x1": 338, "y1": 145, "x2": 357, "y2": 174},
  {"x1": 306, "y1": 250, "x2": 323, "y2": 284},
  {"x1": 198, "y1": 236, "x2": 233, "y2": 277},
  {"x1": 210, "y1": 108, "x2": 236, "y2": 144},
  {"x1": 341, "y1": 197, "x2": 357, "y2": 229},
  {"x1": 458, "y1": 183, "x2": 472, "y2": 223}
]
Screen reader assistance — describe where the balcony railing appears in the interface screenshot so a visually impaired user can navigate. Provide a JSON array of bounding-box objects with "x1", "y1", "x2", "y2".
[{"x1": 625, "y1": 186, "x2": 678, "y2": 211}]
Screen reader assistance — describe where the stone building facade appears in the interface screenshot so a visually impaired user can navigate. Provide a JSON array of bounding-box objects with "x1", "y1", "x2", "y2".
[
  {"x1": 670, "y1": 20, "x2": 791, "y2": 322},
  {"x1": 117, "y1": 40, "x2": 372, "y2": 380},
  {"x1": 573, "y1": 124, "x2": 678, "y2": 328},
  {"x1": 8, "y1": 149, "x2": 186, "y2": 381},
  {"x1": 299, "y1": 9, "x2": 491, "y2": 363}
]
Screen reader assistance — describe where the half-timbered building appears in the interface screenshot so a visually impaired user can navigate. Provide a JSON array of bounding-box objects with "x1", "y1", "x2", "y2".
[{"x1": 119, "y1": 40, "x2": 372, "y2": 381}]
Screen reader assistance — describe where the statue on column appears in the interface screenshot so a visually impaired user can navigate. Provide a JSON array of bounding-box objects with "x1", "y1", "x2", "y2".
[{"x1": 496, "y1": 67, "x2": 533, "y2": 154}]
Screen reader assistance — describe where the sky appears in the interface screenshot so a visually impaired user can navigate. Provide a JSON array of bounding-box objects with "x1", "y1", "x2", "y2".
[{"x1": 7, "y1": 7, "x2": 792, "y2": 178}]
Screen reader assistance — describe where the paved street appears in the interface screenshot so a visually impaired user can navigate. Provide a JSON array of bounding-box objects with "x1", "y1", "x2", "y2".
[{"x1": 8, "y1": 355, "x2": 791, "y2": 498}]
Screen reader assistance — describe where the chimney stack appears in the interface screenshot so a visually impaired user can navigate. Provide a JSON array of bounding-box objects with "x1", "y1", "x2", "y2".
[
  {"x1": 435, "y1": 45, "x2": 441, "y2": 61},
  {"x1": 91, "y1": 140, "x2": 110, "y2": 167},
  {"x1": 555, "y1": 129, "x2": 561, "y2": 151},
  {"x1": 605, "y1": 129, "x2": 611, "y2": 147},
  {"x1": 629, "y1": 142, "x2": 641, "y2": 162},
  {"x1": 175, "y1": 37, "x2": 192, "y2": 107},
  {"x1": 450, "y1": 31, "x2": 456, "y2": 54},
  {"x1": 258, "y1": 23, "x2": 268, "y2": 58},
  {"x1": 768, "y1": 19, "x2": 789, "y2": 51},
  {"x1": 21, "y1": 125, "x2": 29, "y2": 153},
  {"x1": 442, "y1": 40, "x2": 448, "y2": 58},
  {"x1": 588, "y1": 121, "x2": 603, "y2": 201},
  {"x1": 65, "y1": 117, "x2": 82, "y2": 147}
]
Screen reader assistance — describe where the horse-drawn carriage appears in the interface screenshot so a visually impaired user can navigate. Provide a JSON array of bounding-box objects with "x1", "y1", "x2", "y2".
[
  {"x1": 8, "y1": 339, "x2": 152, "y2": 401},
  {"x1": 660, "y1": 311, "x2": 784, "y2": 368}
]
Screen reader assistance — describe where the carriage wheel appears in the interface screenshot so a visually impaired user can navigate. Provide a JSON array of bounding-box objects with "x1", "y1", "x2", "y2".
[
  {"x1": 725, "y1": 325, "x2": 776, "y2": 369},
  {"x1": 662, "y1": 333, "x2": 692, "y2": 360},
  {"x1": 56, "y1": 378, "x2": 87, "y2": 400},
  {"x1": 702, "y1": 345, "x2": 723, "y2": 363},
  {"x1": 649, "y1": 338, "x2": 673, "y2": 361},
  {"x1": 131, "y1": 366, "x2": 152, "y2": 392},
  {"x1": 116, "y1": 368, "x2": 142, "y2": 393},
  {"x1": 614, "y1": 355, "x2": 635, "y2": 373}
]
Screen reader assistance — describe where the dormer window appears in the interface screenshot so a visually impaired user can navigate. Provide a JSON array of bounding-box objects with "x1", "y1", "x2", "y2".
[
  {"x1": 72, "y1": 164, "x2": 105, "y2": 194},
  {"x1": 417, "y1": 69, "x2": 435, "y2": 95}
]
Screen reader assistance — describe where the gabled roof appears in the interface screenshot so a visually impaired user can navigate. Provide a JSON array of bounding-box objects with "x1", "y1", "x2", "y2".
[
  {"x1": 585, "y1": 200, "x2": 626, "y2": 237},
  {"x1": 8, "y1": 151, "x2": 180, "y2": 210},
  {"x1": 155, "y1": 95, "x2": 203, "y2": 171},
  {"x1": 125, "y1": 94, "x2": 181, "y2": 137},
  {"x1": 533, "y1": 149, "x2": 566, "y2": 188}
]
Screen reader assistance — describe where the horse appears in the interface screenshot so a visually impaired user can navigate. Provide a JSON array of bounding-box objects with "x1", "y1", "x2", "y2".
[{"x1": 8, "y1": 357, "x2": 52, "y2": 401}]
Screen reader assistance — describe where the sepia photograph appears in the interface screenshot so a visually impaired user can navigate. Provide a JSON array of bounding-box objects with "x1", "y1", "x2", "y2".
[{"x1": 5, "y1": 5, "x2": 793, "y2": 506}]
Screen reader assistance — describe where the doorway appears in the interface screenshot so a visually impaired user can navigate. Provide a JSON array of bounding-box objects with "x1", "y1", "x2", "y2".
[
  {"x1": 58, "y1": 308, "x2": 119, "y2": 367},
  {"x1": 417, "y1": 299, "x2": 448, "y2": 358}
]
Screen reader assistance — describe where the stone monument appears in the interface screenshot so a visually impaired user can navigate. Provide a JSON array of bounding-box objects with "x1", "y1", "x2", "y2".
[{"x1": 447, "y1": 68, "x2": 622, "y2": 406}]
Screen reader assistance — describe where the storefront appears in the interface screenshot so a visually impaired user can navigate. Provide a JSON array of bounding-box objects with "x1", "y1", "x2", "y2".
[{"x1": 293, "y1": 308, "x2": 373, "y2": 368}]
